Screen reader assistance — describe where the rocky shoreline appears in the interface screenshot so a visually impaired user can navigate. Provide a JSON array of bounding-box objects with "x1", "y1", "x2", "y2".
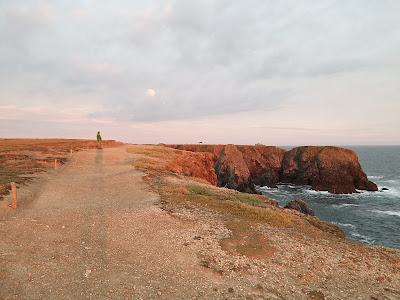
[
  {"x1": 168, "y1": 144, "x2": 378, "y2": 194},
  {"x1": 128, "y1": 144, "x2": 400, "y2": 299}
]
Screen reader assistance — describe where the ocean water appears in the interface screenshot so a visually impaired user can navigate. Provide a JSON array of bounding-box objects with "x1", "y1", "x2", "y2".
[{"x1": 259, "y1": 146, "x2": 400, "y2": 249}]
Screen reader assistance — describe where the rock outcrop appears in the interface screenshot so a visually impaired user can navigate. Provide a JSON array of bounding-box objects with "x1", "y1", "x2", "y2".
[
  {"x1": 284, "y1": 200, "x2": 314, "y2": 216},
  {"x1": 238, "y1": 144, "x2": 285, "y2": 188},
  {"x1": 166, "y1": 144, "x2": 377, "y2": 195},
  {"x1": 280, "y1": 146, "x2": 378, "y2": 194},
  {"x1": 169, "y1": 144, "x2": 285, "y2": 193},
  {"x1": 166, "y1": 151, "x2": 217, "y2": 185},
  {"x1": 215, "y1": 144, "x2": 256, "y2": 193}
]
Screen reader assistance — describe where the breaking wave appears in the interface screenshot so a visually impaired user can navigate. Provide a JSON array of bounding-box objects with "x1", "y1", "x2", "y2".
[{"x1": 371, "y1": 210, "x2": 400, "y2": 217}]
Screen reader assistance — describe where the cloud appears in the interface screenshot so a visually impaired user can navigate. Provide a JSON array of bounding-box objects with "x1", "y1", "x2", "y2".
[{"x1": 0, "y1": 1, "x2": 399, "y2": 143}]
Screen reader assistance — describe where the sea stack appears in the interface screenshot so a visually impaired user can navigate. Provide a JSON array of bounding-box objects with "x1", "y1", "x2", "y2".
[{"x1": 280, "y1": 146, "x2": 378, "y2": 194}]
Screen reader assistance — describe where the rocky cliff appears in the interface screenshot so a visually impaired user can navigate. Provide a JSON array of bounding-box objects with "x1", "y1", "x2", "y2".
[
  {"x1": 280, "y1": 146, "x2": 378, "y2": 193},
  {"x1": 165, "y1": 151, "x2": 217, "y2": 185},
  {"x1": 167, "y1": 144, "x2": 377, "y2": 194}
]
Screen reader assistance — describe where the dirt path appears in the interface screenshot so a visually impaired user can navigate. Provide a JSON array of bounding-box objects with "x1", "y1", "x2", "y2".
[{"x1": 0, "y1": 146, "x2": 232, "y2": 299}]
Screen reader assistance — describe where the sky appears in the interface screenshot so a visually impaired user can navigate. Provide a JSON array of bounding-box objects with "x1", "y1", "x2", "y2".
[{"x1": 0, "y1": 0, "x2": 399, "y2": 145}]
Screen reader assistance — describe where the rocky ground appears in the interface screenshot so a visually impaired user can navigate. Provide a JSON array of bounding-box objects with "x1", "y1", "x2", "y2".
[{"x1": 0, "y1": 142, "x2": 399, "y2": 299}]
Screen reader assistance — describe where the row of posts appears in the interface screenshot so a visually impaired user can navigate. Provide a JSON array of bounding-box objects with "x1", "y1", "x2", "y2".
[{"x1": 8, "y1": 149, "x2": 73, "y2": 209}]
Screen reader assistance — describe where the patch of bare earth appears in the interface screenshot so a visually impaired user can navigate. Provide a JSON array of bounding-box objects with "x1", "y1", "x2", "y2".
[{"x1": 131, "y1": 144, "x2": 400, "y2": 299}]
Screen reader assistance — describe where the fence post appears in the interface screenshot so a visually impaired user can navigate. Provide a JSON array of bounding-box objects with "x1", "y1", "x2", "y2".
[
  {"x1": 54, "y1": 159, "x2": 58, "y2": 170},
  {"x1": 11, "y1": 182, "x2": 17, "y2": 209}
]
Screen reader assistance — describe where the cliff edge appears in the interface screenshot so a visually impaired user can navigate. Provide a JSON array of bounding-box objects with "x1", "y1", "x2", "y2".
[{"x1": 168, "y1": 144, "x2": 377, "y2": 194}]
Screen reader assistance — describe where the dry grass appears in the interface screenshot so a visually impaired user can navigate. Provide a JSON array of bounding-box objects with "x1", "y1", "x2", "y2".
[
  {"x1": 150, "y1": 177, "x2": 296, "y2": 258},
  {"x1": 156, "y1": 179, "x2": 294, "y2": 228},
  {"x1": 186, "y1": 184, "x2": 215, "y2": 196},
  {"x1": 0, "y1": 138, "x2": 121, "y2": 153},
  {"x1": 128, "y1": 145, "x2": 181, "y2": 159},
  {"x1": 0, "y1": 139, "x2": 122, "y2": 199},
  {"x1": 132, "y1": 158, "x2": 166, "y2": 171},
  {"x1": 128, "y1": 145, "x2": 217, "y2": 185},
  {"x1": 129, "y1": 146, "x2": 184, "y2": 172}
]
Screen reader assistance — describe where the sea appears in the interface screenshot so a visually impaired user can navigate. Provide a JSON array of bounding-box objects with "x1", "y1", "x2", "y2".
[{"x1": 259, "y1": 146, "x2": 400, "y2": 249}]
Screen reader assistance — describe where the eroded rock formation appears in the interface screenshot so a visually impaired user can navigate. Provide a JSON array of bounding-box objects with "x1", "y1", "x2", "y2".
[
  {"x1": 166, "y1": 151, "x2": 217, "y2": 185},
  {"x1": 239, "y1": 144, "x2": 285, "y2": 188},
  {"x1": 280, "y1": 146, "x2": 378, "y2": 194},
  {"x1": 166, "y1": 144, "x2": 377, "y2": 194},
  {"x1": 215, "y1": 144, "x2": 255, "y2": 193}
]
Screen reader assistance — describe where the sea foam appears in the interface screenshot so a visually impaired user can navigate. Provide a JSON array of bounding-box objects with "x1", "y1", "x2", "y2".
[
  {"x1": 371, "y1": 210, "x2": 400, "y2": 217},
  {"x1": 332, "y1": 203, "x2": 360, "y2": 208},
  {"x1": 368, "y1": 175, "x2": 384, "y2": 180},
  {"x1": 350, "y1": 232, "x2": 375, "y2": 244},
  {"x1": 332, "y1": 222, "x2": 356, "y2": 229}
]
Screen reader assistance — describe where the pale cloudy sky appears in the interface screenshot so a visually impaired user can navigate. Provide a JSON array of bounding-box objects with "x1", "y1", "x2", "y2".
[{"x1": 0, "y1": 0, "x2": 399, "y2": 145}]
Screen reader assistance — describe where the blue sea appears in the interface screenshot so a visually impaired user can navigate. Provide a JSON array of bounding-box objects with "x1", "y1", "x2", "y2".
[{"x1": 259, "y1": 146, "x2": 400, "y2": 249}]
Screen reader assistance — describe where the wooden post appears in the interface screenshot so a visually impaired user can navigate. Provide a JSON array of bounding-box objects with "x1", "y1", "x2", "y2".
[
  {"x1": 70, "y1": 149, "x2": 73, "y2": 155},
  {"x1": 54, "y1": 159, "x2": 58, "y2": 169},
  {"x1": 11, "y1": 182, "x2": 17, "y2": 209}
]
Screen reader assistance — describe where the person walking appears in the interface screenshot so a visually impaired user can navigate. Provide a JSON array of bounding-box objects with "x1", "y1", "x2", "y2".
[{"x1": 96, "y1": 131, "x2": 102, "y2": 149}]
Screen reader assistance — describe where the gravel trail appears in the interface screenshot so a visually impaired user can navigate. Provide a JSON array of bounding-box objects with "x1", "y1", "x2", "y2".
[{"x1": 0, "y1": 147, "x2": 228, "y2": 299}]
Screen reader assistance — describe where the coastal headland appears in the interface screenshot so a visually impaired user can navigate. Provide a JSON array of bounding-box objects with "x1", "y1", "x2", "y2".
[
  {"x1": 0, "y1": 140, "x2": 398, "y2": 299},
  {"x1": 167, "y1": 144, "x2": 378, "y2": 194}
]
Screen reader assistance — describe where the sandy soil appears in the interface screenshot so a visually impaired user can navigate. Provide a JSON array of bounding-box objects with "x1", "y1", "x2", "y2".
[{"x1": 1, "y1": 145, "x2": 399, "y2": 299}]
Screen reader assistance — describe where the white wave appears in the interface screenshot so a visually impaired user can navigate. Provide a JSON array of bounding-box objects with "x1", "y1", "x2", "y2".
[
  {"x1": 350, "y1": 232, "x2": 375, "y2": 244},
  {"x1": 368, "y1": 175, "x2": 384, "y2": 180},
  {"x1": 371, "y1": 210, "x2": 400, "y2": 217},
  {"x1": 332, "y1": 222, "x2": 356, "y2": 229},
  {"x1": 332, "y1": 203, "x2": 360, "y2": 208},
  {"x1": 355, "y1": 189, "x2": 375, "y2": 194},
  {"x1": 304, "y1": 189, "x2": 330, "y2": 195},
  {"x1": 258, "y1": 186, "x2": 272, "y2": 191},
  {"x1": 286, "y1": 185, "x2": 298, "y2": 189}
]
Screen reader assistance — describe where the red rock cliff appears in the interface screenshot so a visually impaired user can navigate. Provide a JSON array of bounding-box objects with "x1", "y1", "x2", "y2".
[
  {"x1": 167, "y1": 144, "x2": 377, "y2": 194},
  {"x1": 169, "y1": 144, "x2": 285, "y2": 193},
  {"x1": 215, "y1": 144, "x2": 255, "y2": 193},
  {"x1": 166, "y1": 151, "x2": 217, "y2": 185},
  {"x1": 280, "y1": 146, "x2": 378, "y2": 194}
]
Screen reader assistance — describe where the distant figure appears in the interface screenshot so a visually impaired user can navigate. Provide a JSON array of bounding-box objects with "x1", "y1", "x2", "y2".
[{"x1": 96, "y1": 131, "x2": 102, "y2": 149}]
